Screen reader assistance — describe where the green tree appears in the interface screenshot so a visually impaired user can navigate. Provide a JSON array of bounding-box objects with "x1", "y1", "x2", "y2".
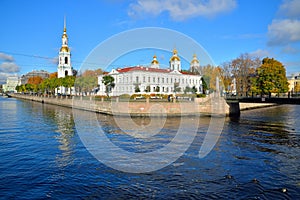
[
  {"x1": 74, "y1": 69, "x2": 101, "y2": 95},
  {"x1": 25, "y1": 83, "x2": 33, "y2": 92},
  {"x1": 251, "y1": 57, "x2": 289, "y2": 95},
  {"x1": 201, "y1": 77, "x2": 208, "y2": 94},
  {"x1": 174, "y1": 82, "x2": 180, "y2": 93},
  {"x1": 155, "y1": 86, "x2": 160, "y2": 92},
  {"x1": 134, "y1": 85, "x2": 140, "y2": 93},
  {"x1": 184, "y1": 86, "x2": 191, "y2": 94},
  {"x1": 191, "y1": 86, "x2": 197, "y2": 94},
  {"x1": 145, "y1": 85, "x2": 150, "y2": 93},
  {"x1": 102, "y1": 75, "x2": 115, "y2": 97}
]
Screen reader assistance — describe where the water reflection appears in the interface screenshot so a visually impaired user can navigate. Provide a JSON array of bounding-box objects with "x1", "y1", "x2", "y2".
[
  {"x1": 1, "y1": 96, "x2": 300, "y2": 198},
  {"x1": 41, "y1": 104, "x2": 75, "y2": 168}
]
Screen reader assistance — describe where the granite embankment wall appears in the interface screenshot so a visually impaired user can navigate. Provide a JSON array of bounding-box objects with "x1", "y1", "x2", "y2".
[{"x1": 10, "y1": 94, "x2": 277, "y2": 116}]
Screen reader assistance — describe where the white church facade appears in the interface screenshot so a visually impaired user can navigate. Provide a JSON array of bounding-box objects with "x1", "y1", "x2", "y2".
[{"x1": 98, "y1": 49, "x2": 203, "y2": 96}]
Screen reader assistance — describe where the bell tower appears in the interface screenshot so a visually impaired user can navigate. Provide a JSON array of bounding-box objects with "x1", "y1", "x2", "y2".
[{"x1": 58, "y1": 17, "x2": 73, "y2": 78}]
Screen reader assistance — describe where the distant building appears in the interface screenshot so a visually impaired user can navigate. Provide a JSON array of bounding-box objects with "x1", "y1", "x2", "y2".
[
  {"x1": 98, "y1": 49, "x2": 203, "y2": 96},
  {"x1": 20, "y1": 70, "x2": 49, "y2": 85},
  {"x1": 288, "y1": 73, "x2": 300, "y2": 93},
  {"x1": 3, "y1": 76, "x2": 19, "y2": 92}
]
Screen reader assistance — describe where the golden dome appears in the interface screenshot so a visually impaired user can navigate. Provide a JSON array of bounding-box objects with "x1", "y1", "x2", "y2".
[
  {"x1": 151, "y1": 55, "x2": 159, "y2": 64},
  {"x1": 170, "y1": 56, "x2": 180, "y2": 61},
  {"x1": 191, "y1": 54, "x2": 199, "y2": 64},
  {"x1": 170, "y1": 48, "x2": 180, "y2": 61},
  {"x1": 60, "y1": 46, "x2": 70, "y2": 52},
  {"x1": 152, "y1": 60, "x2": 159, "y2": 64}
]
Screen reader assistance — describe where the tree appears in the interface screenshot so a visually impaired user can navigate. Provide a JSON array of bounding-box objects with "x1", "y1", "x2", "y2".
[
  {"x1": 145, "y1": 85, "x2": 150, "y2": 93},
  {"x1": 184, "y1": 86, "x2": 191, "y2": 94},
  {"x1": 102, "y1": 75, "x2": 115, "y2": 97},
  {"x1": 27, "y1": 76, "x2": 43, "y2": 85},
  {"x1": 74, "y1": 69, "x2": 102, "y2": 95},
  {"x1": 191, "y1": 86, "x2": 197, "y2": 94},
  {"x1": 219, "y1": 62, "x2": 233, "y2": 93},
  {"x1": 134, "y1": 85, "x2": 141, "y2": 93},
  {"x1": 201, "y1": 75, "x2": 208, "y2": 94},
  {"x1": 49, "y1": 72, "x2": 58, "y2": 79},
  {"x1": 155, "y1": 86, "x2": 160, "y2": 92},
  {"x1": 230, "y1": 53, "x2": 260, "y2": 96},
  {"x1": 251, "y1": 57, "x2": 289, "y2": 95}
]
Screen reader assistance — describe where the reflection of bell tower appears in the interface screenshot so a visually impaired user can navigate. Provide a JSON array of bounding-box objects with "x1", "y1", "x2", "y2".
[{"x1": 58, "y1": 17, "x2": 73, "y2": 78}]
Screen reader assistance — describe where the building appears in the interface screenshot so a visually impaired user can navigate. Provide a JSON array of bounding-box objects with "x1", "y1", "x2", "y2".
[
  {"x1": 98, "y1": 49, "x2": 203, "y2": 96},
  {"x1": 56, "y1": 18, "x2": 74, "y2": 95},
  {"x1": 288, "y1": 73, "x2": 300, "y2": 94},
  {"x1": 57, "y1": 18, "x2": 73, "y2": 78},
  {"x1": 3, "y1": 76, "x2": 19, "y2": 92},
  {"x1": 20, "y1": 70, "x2": 49, "y2": 85}
]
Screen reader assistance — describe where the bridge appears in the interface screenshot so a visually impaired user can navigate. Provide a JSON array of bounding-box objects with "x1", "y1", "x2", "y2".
[
  {"x1": 226, "y1": 96, "x2": 300, "y2": 104},
  {"x1": 225, "y1": 96, "x2": 300, "y2": 116}
]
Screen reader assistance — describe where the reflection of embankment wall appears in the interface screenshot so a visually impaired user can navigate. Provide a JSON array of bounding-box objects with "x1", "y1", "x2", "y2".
[{"x1": 10, "y1": 94, "x2": 277, "y2": 117}]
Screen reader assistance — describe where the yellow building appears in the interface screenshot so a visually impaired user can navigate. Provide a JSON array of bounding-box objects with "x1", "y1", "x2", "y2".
[{"x1": 288, "y1": 73, "x2": 300, "y2": 94}]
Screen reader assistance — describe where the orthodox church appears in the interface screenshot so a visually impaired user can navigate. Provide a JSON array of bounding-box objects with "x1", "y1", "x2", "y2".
[{"x1": 98, "y1": 49, "x2": 203, "y2": 96}]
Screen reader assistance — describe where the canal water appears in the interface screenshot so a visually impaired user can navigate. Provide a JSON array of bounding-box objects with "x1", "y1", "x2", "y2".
[{"x1": 0, "y1": 96, "x2": 299, "y2": 199}]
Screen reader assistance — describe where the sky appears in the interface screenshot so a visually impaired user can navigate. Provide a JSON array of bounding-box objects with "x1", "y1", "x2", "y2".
[{"x1": 0, "y1": 0, "x2": 300, "y2": 84}]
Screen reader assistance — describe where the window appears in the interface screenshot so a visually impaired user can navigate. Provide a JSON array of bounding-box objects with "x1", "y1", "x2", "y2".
[
  {"x1": 143, "y1": 76, "x2": 145, "y2": 83},
  {"x1": 65, "y1": 57, "x2": 68, "y2": 64},
  {"x1": 153, "y1": 77, "x2": 155, "y2": 83},
  {"x1": 136, "y1": 76, "x2": 139, "y2": 83},
  {"x1": 148, "y1": 77, "x2": 150, "y2": 82},
  {"x1": 158, "y1": 77, "x2": 160, "y2": 83},
  {"x1": 162, "y1": 78, "x2": 164, "y2": 83}
]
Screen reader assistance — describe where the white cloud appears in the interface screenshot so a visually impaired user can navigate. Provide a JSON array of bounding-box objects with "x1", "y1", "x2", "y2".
[
  {"x1": 128, "y1": 0, "x2": 237, "y2": 21},
  {"x1": 0, "y1": 52, "x2": 14, "y2": 62},
  {"x1": 0, "y1": 62, "x2": 20, "y2": 73},
  {"x1": 278, "y1": 0, "x2": 300, "y2": 19},
  {"x1": 249, "y1": 49, "x2": 270, "y2": 58},
  {"x1": 267, "y1": 19, "x2": 300, "y2": 46},
  {"x1": 0, "y1": 73, "x2": 9, "y2": 84}
]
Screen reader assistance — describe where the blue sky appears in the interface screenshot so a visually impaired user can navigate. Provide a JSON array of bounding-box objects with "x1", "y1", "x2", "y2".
[{"x1": 0, "y1": 0, "x2": 300, "y2": 84}]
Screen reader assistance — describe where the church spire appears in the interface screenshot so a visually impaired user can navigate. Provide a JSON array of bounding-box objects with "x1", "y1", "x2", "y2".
[
  {"x1": 58, "y1": 17, "x2": 73, "y2": 78},
  {"x1": 64, "y1": 15, "x2": 66, "y2": 32},
  {"x1": 60, "y1": 16, "x2": 69, "y2": 52}
]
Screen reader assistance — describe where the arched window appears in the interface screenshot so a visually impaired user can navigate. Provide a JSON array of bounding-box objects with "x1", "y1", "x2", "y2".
[
  {"x1": 65, "y1": 70, "x2": 68, "y2": 76},
  {"x1": 65, "y1": 57, "x2": 68, "y2": 64}
]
